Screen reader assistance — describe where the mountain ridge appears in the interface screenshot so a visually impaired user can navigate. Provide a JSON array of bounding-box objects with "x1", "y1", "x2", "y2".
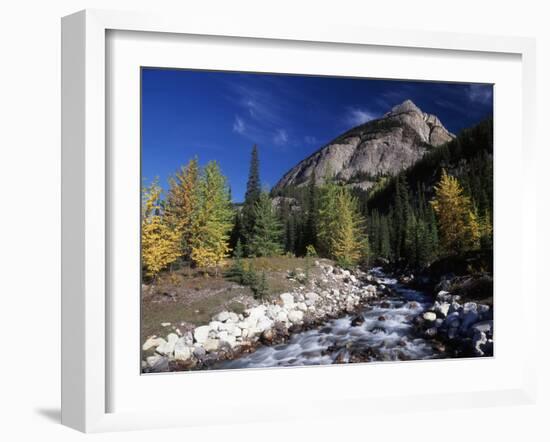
[{"x1": 272, "y1": 100, "x2": 454, "y2": 194}]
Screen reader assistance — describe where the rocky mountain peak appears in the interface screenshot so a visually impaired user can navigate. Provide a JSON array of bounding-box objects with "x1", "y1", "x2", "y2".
[
  {"x1": 385, "y1": 99, "x2": 422, "y2": 116},
  {"x1": 272, "y1": 100, "x2": 455, "y2": 193}
]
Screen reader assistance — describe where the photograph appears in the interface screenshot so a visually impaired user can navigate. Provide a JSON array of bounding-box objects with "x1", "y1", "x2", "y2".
[{"x1": 140, "y1": 68, "x2": 494, "y2": 373}]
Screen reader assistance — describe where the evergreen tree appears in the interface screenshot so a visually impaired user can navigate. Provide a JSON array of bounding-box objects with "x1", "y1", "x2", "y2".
[
  {"x1": 141, "y1": 179, "x2": 181, "y2": 278},
  {"x1": 430, "y1": 170, "x2": 481, "y2": 255},
  {"x1": 241, "y1": 145, "x2": 261, "y2": 254},
  {"x1": 247, "y1": 192, "x2": 283, "y2": 257},
  {"x1": 379, "y1": 215, "x2": 391, "y2": 259},
  {"x1": 225, "y1": 239, "x2": 245, "y2": 283},
  {"x1": 243, "y1": 260, "x2": 258, "y2": 287},
  {"x1": 252, "y1": 271, "x2": 269, "y2": 299},
  {"x1": 228, "y1": 211, "x2": 243, "y2": 254},
  {"x1": 391, "y1": 174, "x2": 411, "y2": 260},
  {"x1": 304, "y1": 171, "x2": 319, "y2": 249},
  {"x1": 191, "y1": 161, "x2": 234, "y2": 272},
  {"x1": 165, "y1": 158, "x2": 199, "y2": 261}
]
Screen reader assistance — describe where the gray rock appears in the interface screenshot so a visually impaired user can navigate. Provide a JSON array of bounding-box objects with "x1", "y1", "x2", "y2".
[
  {"x1": 444, "y1": 312, "x2": 461, "y2": 328},
  {"x1": 425, "y1": 327, "x2": 438, "y2": 338},
  {"x1": 448, "y1": 302, "x2": 463, "y2": 315},
  {"x1": 146, "y1": 355, "x2": 169, "y2": 372},
  {"x1": 305, "y1": 292, "x2": 320, "y2": 304},
  {"x1": 174, "y1": 339, "x2": 193, "y2": 361},
  {"x1": 436, "y1": 290, "x2": 452, "y2": 302},
  {"x1": 193, "y1": 345, "x2": 206, "y2": 359},
  {"x1": 448, "y1": 326, "x2": 459, "y2": 340},
  {"x1": 460, "y1": 310, "x2": 479, "y2": 333},
  {"x1": 471, "y1": 320, "x2": 493, "y2": 336}
]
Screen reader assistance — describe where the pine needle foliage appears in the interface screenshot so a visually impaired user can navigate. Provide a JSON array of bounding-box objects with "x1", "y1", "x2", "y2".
[{"x1": 247, "y1": 192, "x2": 283, "y2": 257}]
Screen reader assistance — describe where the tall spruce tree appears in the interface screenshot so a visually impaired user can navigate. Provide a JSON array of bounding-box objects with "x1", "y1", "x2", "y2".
[
  {"x1": 241, "y1": 145, "x2": 261, "y2": 254},
  {"x1": 304, "y1": 171, "x2": 318, "y2": 249},
  {"x1": 247, "y1": 192, "x2": 283, "y2": 257}
]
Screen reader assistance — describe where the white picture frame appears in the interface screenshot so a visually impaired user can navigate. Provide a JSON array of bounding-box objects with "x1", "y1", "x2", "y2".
[{"x1": 61, "y1": 9, "x2": 537, "y2": 433}]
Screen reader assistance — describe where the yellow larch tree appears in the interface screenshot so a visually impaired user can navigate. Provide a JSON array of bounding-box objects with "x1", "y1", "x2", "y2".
[
  {"x1": 318, "y1": 182, "x2": 368, "y2": 268},
  {"x1": 165, "y1": 158, "x2": 200, "y2": 260},
  {"x1": 191, "y1": 161, "x2": 234, "y2": 273},
  {"x1": 430, "y1": 170, "x2": 481, "y2": 255},
  {"x1": 141, "y1": 179, "x2": 181, "y2": 279}
]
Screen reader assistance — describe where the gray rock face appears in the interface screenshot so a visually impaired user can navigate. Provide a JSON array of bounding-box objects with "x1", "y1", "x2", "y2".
[{"x1": 272, "y1": 100, "x2": 454, "y2": 193}]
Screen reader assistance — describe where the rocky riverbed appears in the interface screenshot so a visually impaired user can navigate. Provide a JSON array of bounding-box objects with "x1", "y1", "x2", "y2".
[
  {"x1": 412, "y1": 287, "x2": 494, "y2": 357},
  {"x1": 142, "y1": 262, "x2": 492, "y2": 373}
]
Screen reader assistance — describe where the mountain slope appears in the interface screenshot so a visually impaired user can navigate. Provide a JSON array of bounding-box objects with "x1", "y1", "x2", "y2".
[{"x1": 272, "y1": 100, "x2": 454, "y2": 193}]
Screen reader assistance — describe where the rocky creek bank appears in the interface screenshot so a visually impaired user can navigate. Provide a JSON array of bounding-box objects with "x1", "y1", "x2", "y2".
[
  {"x1": 411, "y1": 286, "x2": 494, "y2": 357},
  {"x1": 142, "y1": 261, "x2": 384, "y2": 373}
]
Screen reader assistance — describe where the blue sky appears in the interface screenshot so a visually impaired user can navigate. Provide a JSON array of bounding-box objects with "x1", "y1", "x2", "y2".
[{"x1": 142, "y1": 68, "x2": 493, "y2": 202}]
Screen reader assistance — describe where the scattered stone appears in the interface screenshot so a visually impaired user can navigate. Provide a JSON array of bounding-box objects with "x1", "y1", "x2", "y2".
[
  {"x1": 142, "y1": 336, "x2": 165, "y2": 351},
  {"x1": 156, "y1": 333, "x2": 179, "y2": 356},
  {"x1": 174, "y1": 339, "x2": 193, "y2": 361},
  {"x1": 424, "y1": 327, "x2": 438, "y2": 338},
  {"x1": 146, "y1": 355, "x2": 169, "y2": 372},
  {"x1": 288, "y1": 310, "x2": 304, "y2": 324},
  {"x1": 423, "y1": 312, "x2": 437, "y2": 322},
  {"x1": 194, "y1": 325, "x2": 210, "y2": 344},
  {"x1": 435, "y1": 301, "x2": 450, "y2": 318},
  {"x1": 406, "y1": 301, "x2": 420, "y2": 310},
  {"x1": 203, "y1": 338, "x2": 220, "y2": 352}
]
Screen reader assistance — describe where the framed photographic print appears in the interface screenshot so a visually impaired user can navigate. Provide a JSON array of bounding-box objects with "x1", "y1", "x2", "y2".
[{"x1": 61, "y1": 9, "x2": 537, "y2": 432}]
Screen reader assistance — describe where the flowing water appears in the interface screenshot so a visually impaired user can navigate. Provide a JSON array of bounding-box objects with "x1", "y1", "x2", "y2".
[{"x1": 215, "y1": 269, "x2": 442, "y2": 370}]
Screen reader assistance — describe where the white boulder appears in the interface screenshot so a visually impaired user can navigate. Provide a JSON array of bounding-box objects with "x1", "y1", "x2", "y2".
[
  {"x1": 203, "y1": 338, "x2": 220, "y2": 352},
  {"x1": 434, "y1": 301, "x2": 450, "y2": 318},
  {"x1": 288, "y1": 310, "x2": 304, "y2": 324},
  {"x1": 423, "y1": 312, "x2": 437, "y2": 322},
  {"x1": 194, "y1": 325, "x2": 211, "y2": 344},
  {"x1": 142, "y1": 336, "x2": 166, "y2": 351},
  {"x1": 156, "y1": 333, "x2": 178, "y2": 356},
  {"x1": 280, "y1": 293, "x2": 295, "y2": 308}
]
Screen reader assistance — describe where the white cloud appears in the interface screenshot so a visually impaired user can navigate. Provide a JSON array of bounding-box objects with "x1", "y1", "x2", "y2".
[
  {"x1": 273, "y1": 128, "x2": 288, "y2": 145},
  {"x1": 345, "y1": 107, "x2": 377, "y2": 127},
  {"x1": 467, "y1": 84, "x2": 493, "y2": 104},
  {"x1": 304, "y1": 135, "x2": 317, "y2": 144},
  {"x1": 232, "y1": 116, "x2": 245, "y2": 134}
]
